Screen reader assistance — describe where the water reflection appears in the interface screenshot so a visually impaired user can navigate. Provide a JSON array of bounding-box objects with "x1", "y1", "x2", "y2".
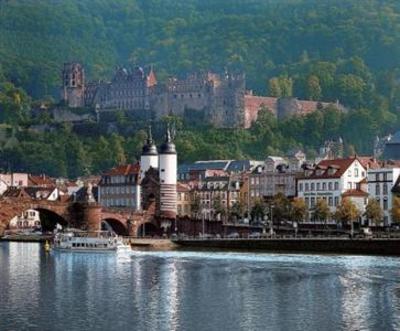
[{"x1": 1, "y1": 243, "x2": 400, "y2": 331}]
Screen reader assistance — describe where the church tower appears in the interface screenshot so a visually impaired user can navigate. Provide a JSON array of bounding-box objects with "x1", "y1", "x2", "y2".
[
  {"x1": 61, "y1": 62, "x2": 85, "y2": 108},
  {"x1": 158, "y1": 126, "x2": 177, "y2": 219},
  {"x1": 140, "y1": 126, "x2": 159, "y2": 181}
]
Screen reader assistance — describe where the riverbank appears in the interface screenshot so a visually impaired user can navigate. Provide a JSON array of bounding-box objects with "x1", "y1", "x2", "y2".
[
  {"x1": 0, "y1": 234, "x2": 53, "y2": 242},
  {"x1": 173, "y1": 238, "x2": 400, "y2": 256},
  {"x1": 129, "y1": 238, "x2": 178, "y2": 250}
]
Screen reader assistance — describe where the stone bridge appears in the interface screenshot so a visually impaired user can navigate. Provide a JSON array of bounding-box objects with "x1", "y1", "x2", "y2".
[{"x1": 0, "y1": 197, "x2": 160, "y2": 237}]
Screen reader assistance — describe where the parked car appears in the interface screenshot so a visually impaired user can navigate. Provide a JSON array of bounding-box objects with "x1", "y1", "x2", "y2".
[{"x1": 227, "y1": 232, "x2": 240, "y2": 239}]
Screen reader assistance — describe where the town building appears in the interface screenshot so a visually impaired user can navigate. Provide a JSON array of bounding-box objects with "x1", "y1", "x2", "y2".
[
  {"x1": 98, "y1": 164, "x2": 141, "y2": 209},
  {"x1": 61, "y1": 62, "x2": 343, "y2": 128},
  {"x1": 196, "y1": 175, "x2": 242, "y2": 220},
  {"x1": 0, "y1": 173, "x2": 28, "y2": 188},
  {"x1": 368, "y1": 167, "x2": 400, "y2": 226},
  {"x1": 177, "y1": 182, "x2": 192, "y2": 217},
  {"x1": 297, "y1": 157, "x2": 368, "y2": 218},
  {"x1": 8, "y1": 209, "x2": 41, "y2": 233},
  {"x1": 248, "y1": 154, "x2": 306, "y2": 205},
  {"x1": 98, "y1": 126, "x2": 178, "y2": 220}
]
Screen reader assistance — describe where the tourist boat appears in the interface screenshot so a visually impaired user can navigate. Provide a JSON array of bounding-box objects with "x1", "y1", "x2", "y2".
[{"x1": 53, "y1": 230, "x2": 131, "y2": 253}]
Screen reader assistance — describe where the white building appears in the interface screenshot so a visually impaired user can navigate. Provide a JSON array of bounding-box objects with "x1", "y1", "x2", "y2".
[
  {"x1": 367, "y1": 167, "x2": 400, "y2": 226},
  {"x1": 9, "y1": 209, "x2": 41, "y2": 232},
  {"x1": 297, "y1": 157, "x2": 367, "y2": 218}
]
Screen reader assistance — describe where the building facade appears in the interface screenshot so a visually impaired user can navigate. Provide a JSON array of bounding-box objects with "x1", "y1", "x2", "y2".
[
  {"x1": 368, "y1": 168, "x2": 400, "y2": 226},
  {"x1": 98, "y1": 164, "x2": 141, "y2": 209},
  {"x1": 297, "y1": 157, "x2": 367, "y2": 217},
  {"x1": 61, "y1": 63, "x2": 342, "y2": 128}
]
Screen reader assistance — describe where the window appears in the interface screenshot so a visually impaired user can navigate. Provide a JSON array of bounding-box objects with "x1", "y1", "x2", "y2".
[
  {"x1": 299, "y1": 183, "x2": 303, "y2": 192},
  {"x1": 383, "y1": 183, "x2": 388, "y2": 195},
  {"x1": 348, "y1": 182, "x2": 352, "y2": 189},
  {"x1": 383, "y1": 173, "x2": 388, "y2": 181},
  {"x1": 322, "y1": 182, "x2": 326, "y2": 190},
  {"x1": 328, "y1": 197, "x2": 333, "y2": 206},
  {"x1": 383, "y1": 198, "x2": 388, "y2": 210},
  {"x1": 305, "y1": 183, "x2": 309, "y2": 191},
  {"x1": 317, "y1": 183, "x2": 320, "y2": 191},
  {"x1": 348, "y1": 170, "x2": 352, "y2": 177},
  {"x1": 334, "y1": 182, "x2": 339, "y2": 190},
  {"x1": 328, "y1": 182, "x2": 332, "y2": 191},
  {"x1": 376, "y1": 183, "x2": 380, "y2": 195},
  {"x1": 354, "y1": 168, "x2": 359, "y2": 177},
  {"x1": 334, "y1": 197, "x2": 339, "y2": 206},
  {"x1": 311, "y1": 183, "x2": 315, "y2": 190},
  {"x1": 311, "y1": 197, "x2": 315, "y2": 208},
  {"x1": 305, "y1": 197, "x2": 310, "y2": 207}
]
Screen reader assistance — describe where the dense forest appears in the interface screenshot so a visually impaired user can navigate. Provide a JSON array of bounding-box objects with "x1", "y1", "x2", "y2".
[{"x1": 2, "y1": 0, "x2": 400, "y2": 177}]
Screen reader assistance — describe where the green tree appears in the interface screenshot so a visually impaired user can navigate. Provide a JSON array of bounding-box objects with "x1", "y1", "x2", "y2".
[
  {"x1": 306, "y1": 75, "x2": 322, "y2": 100},
  {"x1": 291, "y1": 197, "x2": 308, "y2": 223},
  {"x1": 313, "y1": 198, "x2": 331, "y2": 226},
  {"x1": 364, "y1": 198, "x2": 383, "y2": 226},
  {"x1": 334, "y1": 198, "x2": 360, "y2": 236},
  {"x1": 268, "y1": 77, "x2": 281, "y2": 97},
  {"x1": 391, "y1": 196, "x2": 400, "y2": 224}
]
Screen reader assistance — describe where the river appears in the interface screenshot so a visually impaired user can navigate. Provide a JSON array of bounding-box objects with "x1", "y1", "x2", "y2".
[{"x1": 0, "y1": 242, "x2": 400, "y2": 331}]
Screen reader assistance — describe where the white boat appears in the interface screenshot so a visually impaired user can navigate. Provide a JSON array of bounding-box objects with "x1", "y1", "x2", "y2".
[{"x1": 53, "y1": 230, "x2": 131, "y2": 253}]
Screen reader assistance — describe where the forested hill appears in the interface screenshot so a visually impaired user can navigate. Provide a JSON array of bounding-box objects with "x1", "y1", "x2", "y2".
[
  {"x1": 1, "y1": 0, "x2": 400, "y2": 104},
  {"x1": 3, "y1": 0, "x2": 400, "y2": 178}
]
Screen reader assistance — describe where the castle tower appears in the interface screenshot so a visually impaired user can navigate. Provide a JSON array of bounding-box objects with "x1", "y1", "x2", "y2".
[
  {"x1": 158, "y1": 126, "x2": 177, "y2": 219},
  {"x1": 61, "y1": 62, "x2": 85, "y2": 108},
  {"x1": 140, "y1": 126, "x2": 159, "y2": 181}
]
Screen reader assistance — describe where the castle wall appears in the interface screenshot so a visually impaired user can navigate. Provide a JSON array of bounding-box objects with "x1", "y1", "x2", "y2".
[{"x1": 61, "y1": 63, "x2": 341, "y2": 128}]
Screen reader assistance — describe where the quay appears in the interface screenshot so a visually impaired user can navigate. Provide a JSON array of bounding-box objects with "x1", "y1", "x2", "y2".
[{"x1": 173, "y1": 237, "x2": 400, "y2": 256}]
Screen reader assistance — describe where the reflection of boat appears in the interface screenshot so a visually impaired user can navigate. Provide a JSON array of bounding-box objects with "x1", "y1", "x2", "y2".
[{"x1": 53, "y1": 230, "x2": 131, "y2": 252}]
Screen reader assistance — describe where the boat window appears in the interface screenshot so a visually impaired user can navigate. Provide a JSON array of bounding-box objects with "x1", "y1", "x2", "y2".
[{"x1": 72, "y1": 243, "x2": 76, "y2": 247}]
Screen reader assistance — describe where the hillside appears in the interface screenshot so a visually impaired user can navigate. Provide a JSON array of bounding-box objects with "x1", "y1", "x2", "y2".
[
  {"x1": 1, "y1": 0, "x2": 400, "y2": 177},
  {"x1": 0, "y1": 0, "x2": 400, "y2": 102}
]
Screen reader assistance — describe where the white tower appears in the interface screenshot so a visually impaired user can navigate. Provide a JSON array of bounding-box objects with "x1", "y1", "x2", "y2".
[
  {"x1": 140, "y1": 126, "x2": 159, "y2": 181},
  {"x1": 159, "y1": 126, "x2": 177, "y2": 219}
]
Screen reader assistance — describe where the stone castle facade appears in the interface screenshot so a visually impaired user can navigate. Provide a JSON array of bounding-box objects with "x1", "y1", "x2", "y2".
[{"x1": 61, "y1": 62, "x2": 341, "y2": 128}]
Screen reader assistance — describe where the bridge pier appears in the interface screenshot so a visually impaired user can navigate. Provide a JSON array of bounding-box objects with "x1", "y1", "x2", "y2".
[{"x1": 84, "y1": 204, "x2": 102, "y2": 232}]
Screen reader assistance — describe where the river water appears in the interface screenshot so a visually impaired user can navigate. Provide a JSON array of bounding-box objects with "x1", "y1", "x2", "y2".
[{"x1": 0, "y1": 242, "x2": 400, "y2": 331}]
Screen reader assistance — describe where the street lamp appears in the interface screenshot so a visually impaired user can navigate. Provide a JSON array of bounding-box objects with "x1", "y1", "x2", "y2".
[{"x1": 270, "y1": 204, "x2": 274, "y2": 237}]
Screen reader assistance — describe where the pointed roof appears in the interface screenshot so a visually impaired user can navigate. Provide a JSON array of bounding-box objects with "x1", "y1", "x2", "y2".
[
  {"x1": 146, "y1": 66, "x2": 157, "y2": 87},
  {"x1": 159, "y1": 125, "x2": 176, "y2": 154},
  {"x1": 142, "y1": 126, "x2": 158, "y2": 156}
]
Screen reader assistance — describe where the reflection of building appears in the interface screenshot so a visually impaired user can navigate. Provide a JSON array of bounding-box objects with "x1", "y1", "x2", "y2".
[{"x1": 9, "y1": 209, "x2": 41, "y2": 232}]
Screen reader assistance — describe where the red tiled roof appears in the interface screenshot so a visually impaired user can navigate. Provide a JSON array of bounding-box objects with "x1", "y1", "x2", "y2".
[
  {"x1": 300, "y1": 157, "x2": 365, "y2": 179},
  {"x1": 103, "y1": 163, "x2": 140, "y2": 176},
  {"x1": 355, "y1": 156, "x2": 381, "y2": 170},
  {"x1": 342, "y1": 189, "x2": 368, "y2": 197},
  {"x1": 2, "y1": 187, "x2": 31, "y2": 199},
  {"x1": 28, "y1": 175, "x2": 55, "y2": 187}
]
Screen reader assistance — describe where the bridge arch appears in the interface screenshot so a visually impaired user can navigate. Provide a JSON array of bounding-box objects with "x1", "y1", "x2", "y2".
[
  {"x1": 101, "y1": 218, "x2": 128, "y2": 236},
  {"x1": 33, "y1": 208, "x2": 68, "y2": 232}
]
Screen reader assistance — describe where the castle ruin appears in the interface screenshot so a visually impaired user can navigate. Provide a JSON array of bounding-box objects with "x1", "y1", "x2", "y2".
[{"x1": 61, "y1": 62, "x2": 341, "y2": 128}]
